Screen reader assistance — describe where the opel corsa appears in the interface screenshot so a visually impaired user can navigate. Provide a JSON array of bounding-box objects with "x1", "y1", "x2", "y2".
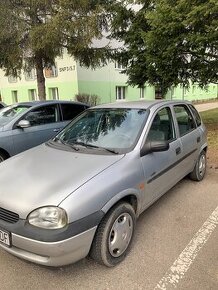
[{"x1": 0, "y1": 100, "x2": 207, "y2": 267}]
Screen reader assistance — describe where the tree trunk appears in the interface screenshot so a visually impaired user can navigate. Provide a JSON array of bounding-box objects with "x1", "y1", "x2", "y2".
[{"x1": 35, "y1": 56, "x2": 46, "y2": 100}]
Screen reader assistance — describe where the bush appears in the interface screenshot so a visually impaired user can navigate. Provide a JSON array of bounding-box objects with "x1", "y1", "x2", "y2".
[{"x1": 75, "y1": 93, "x2": 100, "y2": 106}]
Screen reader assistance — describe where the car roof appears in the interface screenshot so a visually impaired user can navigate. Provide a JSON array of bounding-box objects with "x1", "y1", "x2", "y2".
[
  {"x1": 13, "y1": 100, "x2": 89, "y2": 107},
  {"x1": 93, "y1": 100, "x2": 192, "y2": 110}
]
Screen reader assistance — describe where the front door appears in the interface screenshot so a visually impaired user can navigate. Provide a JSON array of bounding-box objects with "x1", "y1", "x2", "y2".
[
  {"x1": 140, "y1": 106, "x2": 182, "y2": 209},
  {"x1": 12, "y1": 104, "x2": 63, "y2": 155}
]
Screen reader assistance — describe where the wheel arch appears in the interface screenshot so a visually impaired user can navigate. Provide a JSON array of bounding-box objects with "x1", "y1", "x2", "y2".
[
  {"x1": 0, "y1": 148, "x2": 10, "y2": 160},
  {"x1": 101, "y1": 190, "x2": 140, "y2": 218}
]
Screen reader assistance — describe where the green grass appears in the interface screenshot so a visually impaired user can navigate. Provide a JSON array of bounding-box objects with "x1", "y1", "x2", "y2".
[
  {"x1": 200, "y1": 108, "x2": 218, "y2": 124},
  {"x1": 200, "y1": 108, "x2": 218, "y2": 150}
]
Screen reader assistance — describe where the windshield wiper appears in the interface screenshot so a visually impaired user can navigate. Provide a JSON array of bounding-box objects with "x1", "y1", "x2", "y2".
[
  {"x1": 53, "y1": 137, "x2": 79, "y2": 151},
  {"x1": 71, "y1": 141, "x2": 119, "y2": 154}
]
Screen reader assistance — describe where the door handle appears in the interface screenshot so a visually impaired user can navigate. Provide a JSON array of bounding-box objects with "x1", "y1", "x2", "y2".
[
  {"x1": 197, "y1": 136, "x2": 201, "y2": 143},
  {"x1": 53, "y1": 128, "x2": 60, "y2": 132},
  {"x1": 176, "y1": 147, "x2": 181, "y2": 155}
]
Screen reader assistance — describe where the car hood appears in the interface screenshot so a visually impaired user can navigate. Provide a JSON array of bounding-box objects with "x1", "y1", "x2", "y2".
[{"x1": 0, "y1": 144, "x2": 124, "y2": 219}]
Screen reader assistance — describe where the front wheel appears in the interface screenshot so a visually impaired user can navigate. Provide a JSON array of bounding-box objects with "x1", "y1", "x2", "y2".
[
  {"x1": 90, "y1": 202, "x2": 136, "y2": 267},
  {"x1": 189, "y1": 150, "x2": 206, "y2": 181}
]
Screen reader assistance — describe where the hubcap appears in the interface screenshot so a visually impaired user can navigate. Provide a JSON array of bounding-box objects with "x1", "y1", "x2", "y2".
[
  {"x1": 199, "y1": 154, "x2": 206, "y2": 177},
  {"x1": 108, "y1": 213, "x2": 133, "y2": 258}
]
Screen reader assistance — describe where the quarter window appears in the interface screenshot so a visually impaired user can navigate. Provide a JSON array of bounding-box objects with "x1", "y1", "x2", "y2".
[
  {"x1": 174, "y1": 105, "x2": 196, "y2": 136},
  {"x1": 147, "y1": 107, "x2": 175, "y2": 142},
  {"x1": 189, "y1": 105, "x2": 201, "y2": 127},
  {"x1": 24, "y1": 105, "x2": 58, "y2": 126}
]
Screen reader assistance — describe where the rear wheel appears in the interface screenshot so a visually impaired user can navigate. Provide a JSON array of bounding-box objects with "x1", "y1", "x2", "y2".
[
  {"x1": 90, "y1": 202, "x2": 136, "y2": 267},
  {"x1": 0, "y1": 151, "x2": 7, "y2": 163},
  {"x1": 189, "y1": 150, "x2": 206, "y2": 181}
]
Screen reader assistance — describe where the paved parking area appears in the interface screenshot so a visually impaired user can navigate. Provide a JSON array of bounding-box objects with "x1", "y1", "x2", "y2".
[{"x1": 0, "y1": 166, "x2": 217, "y2": 290}]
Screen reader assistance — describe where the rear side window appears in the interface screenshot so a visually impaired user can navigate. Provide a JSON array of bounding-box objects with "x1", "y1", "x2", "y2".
[
  {"x1": 24, "y1": 105, "x2": 58, "y2": 126},
  {"x1": 147, "y1": 107, "x2": 175, "y2": 142},
  {"x1": 174, "y1": 105, "x2": 196, "y2": 136},
  {"x1": 189, "y1": 105, "x2": 202, "y2": 126},
  {"x1": 61, "y1": 104, "x2": 85, "y2": 121}
]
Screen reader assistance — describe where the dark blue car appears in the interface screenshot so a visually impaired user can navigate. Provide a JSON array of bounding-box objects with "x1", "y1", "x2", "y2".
[{"x1": 0, "y1": 100, "x2": 88, "y2": 162}]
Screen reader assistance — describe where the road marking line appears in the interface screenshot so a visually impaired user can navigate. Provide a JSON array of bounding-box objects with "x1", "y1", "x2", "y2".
[{"x1": 154, "y1": 206, "x2": 218, "y2": 290}]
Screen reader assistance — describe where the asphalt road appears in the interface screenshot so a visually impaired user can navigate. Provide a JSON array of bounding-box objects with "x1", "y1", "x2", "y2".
[{"x1": 0, "y1": 166, "x2": 217, "y2": 290}]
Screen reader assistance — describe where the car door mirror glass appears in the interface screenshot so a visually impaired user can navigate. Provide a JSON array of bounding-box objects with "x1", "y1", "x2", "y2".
[{"x1": 17, "y1": 120, "x2": 31, "y2": 128}]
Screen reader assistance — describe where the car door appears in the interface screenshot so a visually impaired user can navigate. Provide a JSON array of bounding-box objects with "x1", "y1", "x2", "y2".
[
  {"x1": 172, "y1": 104, "x2": 200, "y2": 176},
  {"x1": 140, "y1": 106, "x2": 183, "y2": 209},
  {"x1": 11, "y1": 104, "x2": 63, "y2": 154}
]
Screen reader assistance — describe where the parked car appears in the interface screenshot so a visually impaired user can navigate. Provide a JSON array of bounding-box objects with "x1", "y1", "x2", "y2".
[
  {"x1": 0, "y1": 100, "x2": 89, "y2": 162},
  {"x1": 0, "y1": 102, "x2": 6, "y2": 109},
  {"x1": 0, "y1": 100, "x2": 207, "y2": 267}
]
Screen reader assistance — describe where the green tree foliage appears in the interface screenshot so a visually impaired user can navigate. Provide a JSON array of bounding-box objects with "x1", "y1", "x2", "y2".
[
  {"x1": 0, "y1": 0, "x2": 121, "y2": 100},
  {"x1": 113, "y1": 0, "x2": 218, "y2": 96}
]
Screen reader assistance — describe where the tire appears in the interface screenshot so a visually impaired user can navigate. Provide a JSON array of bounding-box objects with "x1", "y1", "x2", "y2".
[
  {"x1": 90, "y1": 202, "x2": 136, "y2": 267},
  {"x1": 0, "y1": 151, "x2": 7, "y2": 163},
  {"x1": 189, "y1": 150, "x2": 206, "y2": 181}
]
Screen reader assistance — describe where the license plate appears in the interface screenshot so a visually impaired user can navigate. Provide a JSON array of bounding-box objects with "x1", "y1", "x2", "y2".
[{"x1": 0, "y1": 228, "x2": 11, "y2": 247}]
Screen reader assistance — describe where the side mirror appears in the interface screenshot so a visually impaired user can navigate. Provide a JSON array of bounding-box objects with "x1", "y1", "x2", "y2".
[
  {"x1": 17, "y1": 120, "x2": 31, "y2": 129},
  {"x1": 140, "y1": 141, "x2": 169, "y2": 157}
]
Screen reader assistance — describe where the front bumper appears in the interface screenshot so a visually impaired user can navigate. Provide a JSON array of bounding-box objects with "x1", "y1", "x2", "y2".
[{"x1": 0, "y1": 226, "x2": 97, "y2": 266}]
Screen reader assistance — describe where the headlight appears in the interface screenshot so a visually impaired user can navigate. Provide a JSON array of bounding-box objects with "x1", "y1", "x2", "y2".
[{"x1": 28, "y1": 206, "x2": 68, "y2": 229}]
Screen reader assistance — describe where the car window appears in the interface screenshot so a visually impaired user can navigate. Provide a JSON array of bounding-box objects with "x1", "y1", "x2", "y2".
[
  {"x1": 174, "y1": 105, "x2": 196, "y2": 136},
  {"x1": 0, "y1": 105, "x2": 30, "y2": 126},
  {"x1": 24, "y1": 105, "x2": 58, "y2": 126},
  {"x1": 189, "y1": 105, "x2": 202, "y2": 127},
  {"x1": 61, "y1": 104, "x2": 86, "y2": 121},
  {"x1": 147, "y1": 107, "x2": 175, "y2": 142},
  {"x1": 56, "y1": 108, "x2": 148, "y2": 152}
]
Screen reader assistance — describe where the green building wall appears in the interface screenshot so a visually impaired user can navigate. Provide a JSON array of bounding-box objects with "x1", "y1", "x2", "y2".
[{"x1": 0, "y1": 54, "x2": 217, "y2": 105}]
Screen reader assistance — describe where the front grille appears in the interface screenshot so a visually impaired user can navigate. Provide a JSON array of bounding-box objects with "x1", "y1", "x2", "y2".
[{"x1": 0, "y1": 207, "x2": 19, "y2": 223}]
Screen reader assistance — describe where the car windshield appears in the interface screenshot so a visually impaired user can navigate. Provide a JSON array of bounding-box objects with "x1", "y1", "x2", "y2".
[
  {"x1": 55, "y1": 108, "x2": 148, "y2": 153},
  {"x1": 0, "y1": 105, "x2": 30, "y2": 126}
]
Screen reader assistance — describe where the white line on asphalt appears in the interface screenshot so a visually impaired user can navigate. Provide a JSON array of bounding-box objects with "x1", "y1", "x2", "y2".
[{"x1": 154, "y1": 206, "x2": 218, "y2": 290}]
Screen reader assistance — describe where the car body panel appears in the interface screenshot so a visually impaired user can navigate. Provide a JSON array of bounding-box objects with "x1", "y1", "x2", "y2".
[{"x1": 0, "y1": 144, "x2": 124, "y2": 218}]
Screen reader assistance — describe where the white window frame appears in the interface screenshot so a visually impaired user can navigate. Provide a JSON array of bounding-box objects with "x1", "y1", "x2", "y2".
[
  {"x1": 49, "y1": 87, "x2": 59, "y2": 100},
  {"x1": 45, "y1": 64, "x2": 58, "y2": 78},
  {"x1": 11, "y1": 90, "x2": 18, "y2": 103},
  {"x1": 116, "y1": 86, "x2": 126, "y2": 100},
  {"x1": 25, "y1": 69, "x2": 36, "y2": 81},
  {"x1": 8, "y1": 76, "x2": 17, "y2": 83},
  {"x1": 28, "y1": 89, "x2": 37, "y2": 101}
]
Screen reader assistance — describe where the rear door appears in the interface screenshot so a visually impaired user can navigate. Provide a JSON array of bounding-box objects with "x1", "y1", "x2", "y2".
[
  {"x1": 60, "y1": 103, "x2": 87, "y2": 127},
  {"x1": 172, "y1": 104, "x2": 200, "y2": 176},
  {"x1": 140, "y1": 106, "x2": 182, "y2": 208},
  {"x1": 12, "y1": 104, "x2": 62, "y2": 154}
]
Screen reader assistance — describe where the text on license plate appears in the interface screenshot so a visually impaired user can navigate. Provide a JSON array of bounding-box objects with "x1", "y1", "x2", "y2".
[{"x1": 0, "y1": 229, "x2": 11, "y2": 246}]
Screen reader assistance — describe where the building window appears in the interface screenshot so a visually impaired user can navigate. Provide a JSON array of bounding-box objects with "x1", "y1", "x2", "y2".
[
  {"x1": 49, "y1": 88, "x2": 59, "y2": 100},
  {"x1": 116, "y1": 86, "x2": 126, "y2": 100},
  {"x1": 8, "y1": 76, "x2": 17, "y2": 83},
  {"x1": 28, "y1": 89, "x2": 37, "y2": 101},
  {"x1": 45, "y1": 65, "x2": 58, "y2": 78},
  {"x1": 140, "y1": 87, "x2": 145, "y2": 99},
  {"x1": 25, "y1": 69, "x2": 36, "y2": 81},
  {"x1": 12, "y1": 91, "x2": 18, "y2": 103},
  {"x1": 115, "y1": 61, "x2": 125, "y2": 71}
]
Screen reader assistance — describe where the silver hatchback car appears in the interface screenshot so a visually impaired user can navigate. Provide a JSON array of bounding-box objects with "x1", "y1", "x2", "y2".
[{"x1": 0, "y1": 100, "x2": 207, "y2": 267}]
